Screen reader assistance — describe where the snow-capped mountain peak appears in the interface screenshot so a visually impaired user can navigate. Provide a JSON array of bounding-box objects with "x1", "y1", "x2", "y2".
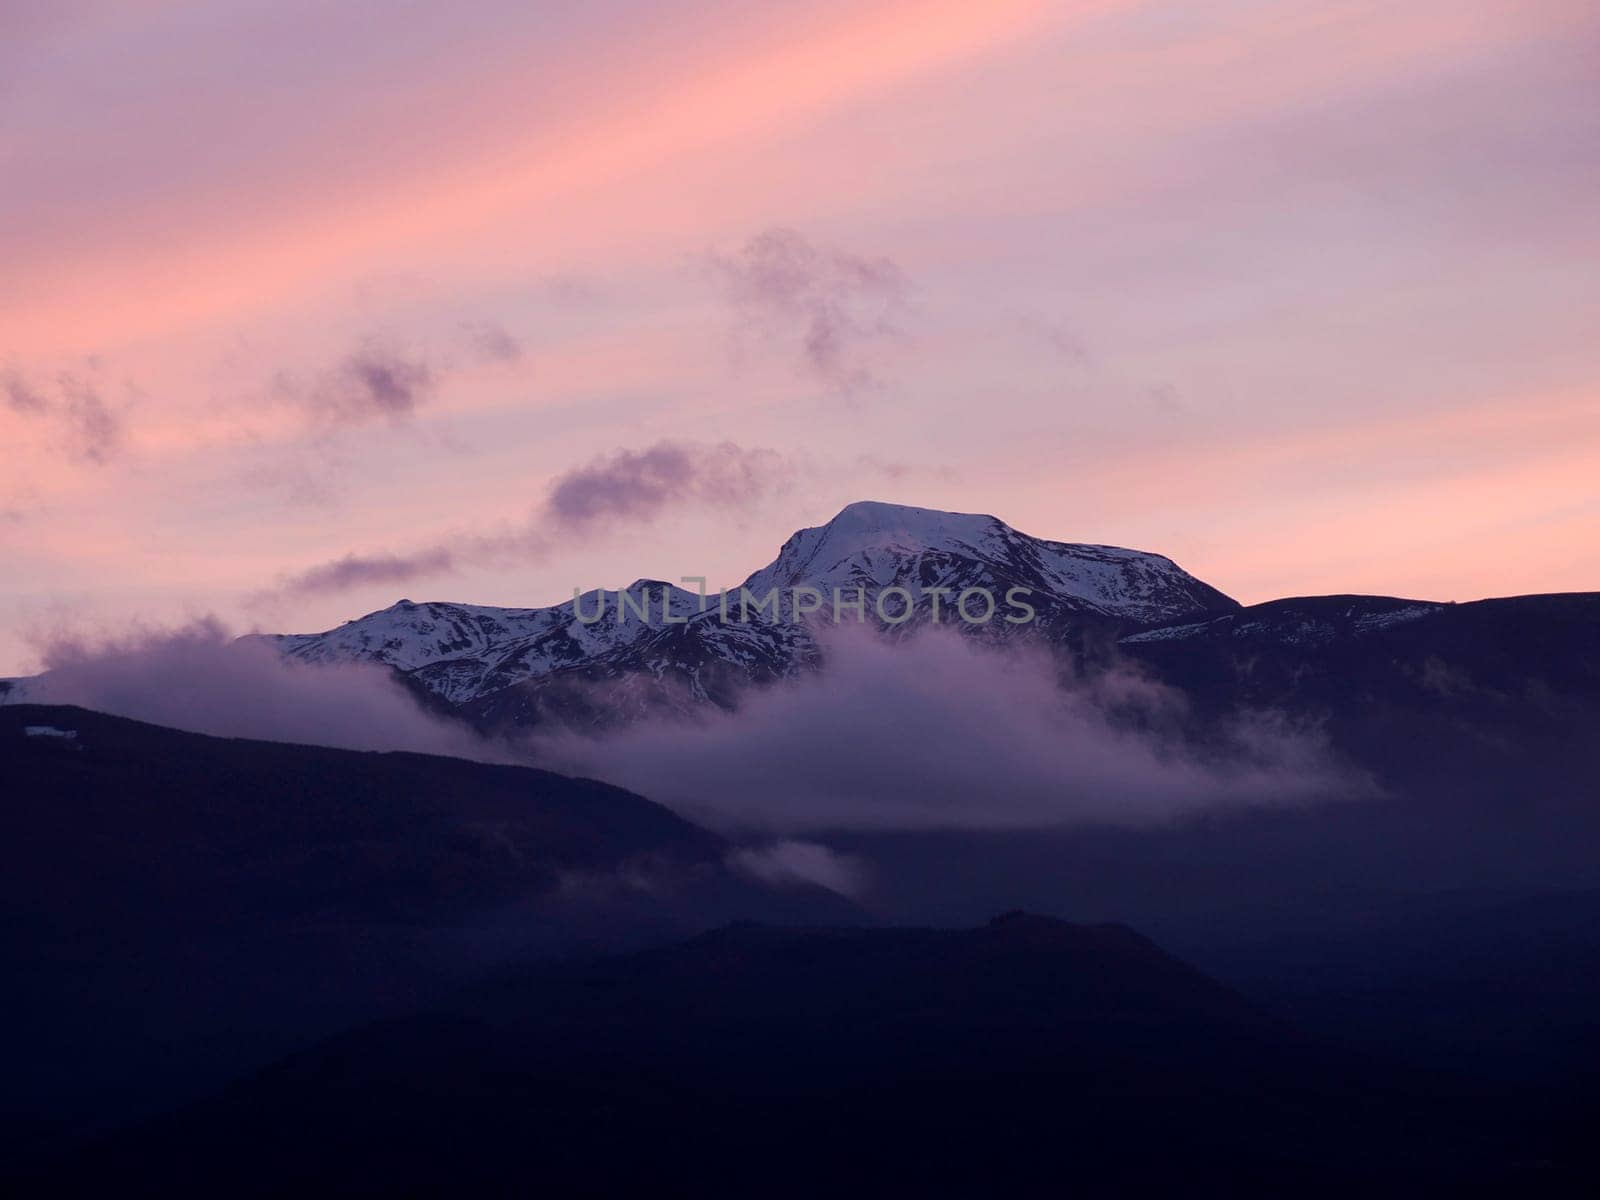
[
  {"x1": 743, "y1": 502, "x2": 1003, "y2": 589},
  {"x1": 250, "y1": 502, "x2": 1238, "y2": 717},
  {"x1": 803, "y1": 500, "x2": 1005, "y2": 554},
  {"x1": 739, "y1": 501, "x2": 1232, "y2": 624}
]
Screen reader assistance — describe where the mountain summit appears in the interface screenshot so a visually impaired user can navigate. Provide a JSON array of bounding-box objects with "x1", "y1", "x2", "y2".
[
  {"x1": 742, "y1": 501, "x2": 1235, "y2": 623},
  {"x1": 252, "y1": 502, "x2": 1236, "y2": 719}
]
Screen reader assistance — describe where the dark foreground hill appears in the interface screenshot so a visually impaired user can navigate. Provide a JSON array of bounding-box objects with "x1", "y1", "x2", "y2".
[
  {"x1": 0, "y1": 706, "x2": 854, "y2": 1160},
  {"x1": 17, "y1": 912, "x2": 1593, "y2": 1198}
]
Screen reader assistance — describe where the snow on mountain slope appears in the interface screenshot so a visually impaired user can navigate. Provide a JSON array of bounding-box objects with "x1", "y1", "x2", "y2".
[
  {"x1": 1120, "y1": 596, "x2": 1447, "y2": 648},
  {"x1": 254, "y1": 502, "x2": 1238, "y2": 711},
  {"x1": 742, "y1": 501, "x2": 1235, "y2": 624},
  {"x1": 253, "y1": 584, "x2": 709, "y2": 705},
  {"x1": 263, "y1": 600, "x2": 560, "y2": 673}
]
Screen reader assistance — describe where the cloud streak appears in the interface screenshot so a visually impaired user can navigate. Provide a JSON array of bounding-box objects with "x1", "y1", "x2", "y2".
[
  {"x1": 728, "y1": 840, "x2": 870, "y2": 898},
  {"x1": 278, "y1": 547, "x2": 464, "y2": 597},
  {"x1": 543, "y1": 442, "x2": 785, "y2": 531},
  {"x1": 269, "y1": 440, "x2": 788, "y2": 599}
]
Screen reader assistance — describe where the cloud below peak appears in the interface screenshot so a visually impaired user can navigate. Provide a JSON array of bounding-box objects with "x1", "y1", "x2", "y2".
[
  {"x1": 11, "y1": 619, "x2": 504, "y2": 760},
  {"x1": 533, "y1": 625, "x2": 1370, "y2": 833}
]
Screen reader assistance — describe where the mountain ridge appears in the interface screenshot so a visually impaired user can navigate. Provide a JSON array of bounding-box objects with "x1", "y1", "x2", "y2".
[
  {"x1": 8, "y1": 503, "x2": 1597, "y2": 748},
  {"x1": 245, "y1": 501, "x2": 1238, "y2": 716}
]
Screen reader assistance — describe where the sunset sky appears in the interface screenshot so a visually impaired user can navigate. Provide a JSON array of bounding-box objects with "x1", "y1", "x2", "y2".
[{"x1": 3, "y1": 0, "x2": 1597, "y2": 674}]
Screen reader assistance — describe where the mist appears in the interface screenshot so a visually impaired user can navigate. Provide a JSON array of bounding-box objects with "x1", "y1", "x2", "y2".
[
  {"x1": 8, "y1": 619, "x2": 1373, "y2": 837},
  {"x1": 8, "y1": 619, "x2": 508, "y2": 761},
  {"x1": 532, "y1": 626, "x2": 1371, "y2": 833}
]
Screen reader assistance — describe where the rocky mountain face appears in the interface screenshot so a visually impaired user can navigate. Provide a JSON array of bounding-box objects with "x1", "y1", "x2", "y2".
[{"x1": 253, "y1": 501, "x2": 1240, "y2": 729}]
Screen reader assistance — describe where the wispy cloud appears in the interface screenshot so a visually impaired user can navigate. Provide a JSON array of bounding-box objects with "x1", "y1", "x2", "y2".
[
  {"x1": 276, "y1": 547, "x2": 463, "y2": 597},
  {"x1": 728, "y1": 840, "x2": 870, "y2": 898},
  {"x1": 237, "y1": 319, "x2": 538, "y2": 508},
  {"x1": 2, "y1": 365, "x2": 126, "y2": 465},
  {"x1": 57, "y1": 374, "x2": 123, "y2": 464},
  {"x1": 458, "y1": 320, "x2": 523, "y2": 364},
  {"x1": 853, "y1": 454, "x2": 959, "y2": 484},
  {"x1": 268, "y1": 439, "x2": 788, "y2": 599},
  {"x1": 2, "y1": 371, "x2": 49, "y2": 414},
  {"x1": 707, "y1": 227, "x2": 908, "y2": 394},
  {"x1": 1013, "y1": 313, "x2": 1090, "y2": 366},
  {"x1": 290, "y1": 340, "x2": 437, "y2": 428},
  {"x1": 544, "y1": 442, "x2": 785, "y2": 531}
]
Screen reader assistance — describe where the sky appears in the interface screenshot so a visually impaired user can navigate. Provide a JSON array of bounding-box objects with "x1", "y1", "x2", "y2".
[{"x1": 2, "y1": 0, "x2": 1597, "y2": 674}]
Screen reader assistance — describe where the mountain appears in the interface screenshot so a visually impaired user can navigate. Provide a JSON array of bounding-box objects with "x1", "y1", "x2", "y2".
[
  {"x1": 9, "y1": 517, "x2": 1600, "y2": 1193},
  {"x1": 251, "y1": 501, "x2": 1238, "y2": 726},
  {"x1": 230, "y1": 502, "x2": 1600, "y2": 751},
  {"x1": 1121, "y1": 591, "x2": 1600, "y2": 705},
  {"x1": 21, "y1": 498, "x2": 1596, "y2": 759},
  {"x1": 17, "y1": 912, "x2": 1564, "y2": 1197},
  {"x1": 740, "y1": 500, "x2": 1237, "y2": 622},
  {"x1": 0, "y1": 705, "x2": 856, "y2": 1160},
  {"x1": 1118, "y1": 591, "x2": 1600, "y2": 801}
]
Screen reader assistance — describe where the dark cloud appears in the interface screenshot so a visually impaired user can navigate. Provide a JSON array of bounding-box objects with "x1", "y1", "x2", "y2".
[
  {"x1": 243, "y1": 329, "x2": 510, "y2": 507},
  {"x1": 56, "y1": 373, "x2": 122, "y2": 464},
  {"x1": 297, "y1": 341, "x2": 436, "y2": 426},
  {"x1": 269, "y1": 439, "x2": 785, "y2": 599},
  {"x1": 543, "y1": 441, "x2": 783, "y2": 531},
  {"x1": 278, "y1": 547, "x2": 461, "y2": 597},
  {"x1": 3, "y1": 369, "x2": 49, "y2": 413},
  {"x1": 459, "y1": 320, "x2": 523, "y2": 364},
  {"x1": 534, "y1": 626, "x2": 1369, "y2": 833},
  {"x1": 2, "y1": 366, "x2": 125, "y2": 464},
  {"x1": 12, "y1": 619, "x2": 508, "y2": 760},
  {"x1": 708, "y1": 228, "x2": 908, "y2": 393}
]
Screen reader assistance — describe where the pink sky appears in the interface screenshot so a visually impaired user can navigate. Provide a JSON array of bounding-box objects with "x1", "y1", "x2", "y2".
[{"x1": 2, "y1": 0, "x2": 1597, "y2": 672}]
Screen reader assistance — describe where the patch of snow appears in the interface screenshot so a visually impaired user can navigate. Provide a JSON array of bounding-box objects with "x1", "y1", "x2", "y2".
[
  {"x1": 24, "y1": 725, "x2": 77, "y2": 740},
  {"x1": 1353, "y1": 603, "x2": 1444, "y2": 634},
  {"x1": 1119, "y1": 621, "x2": 1213, "y2": 644}
]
